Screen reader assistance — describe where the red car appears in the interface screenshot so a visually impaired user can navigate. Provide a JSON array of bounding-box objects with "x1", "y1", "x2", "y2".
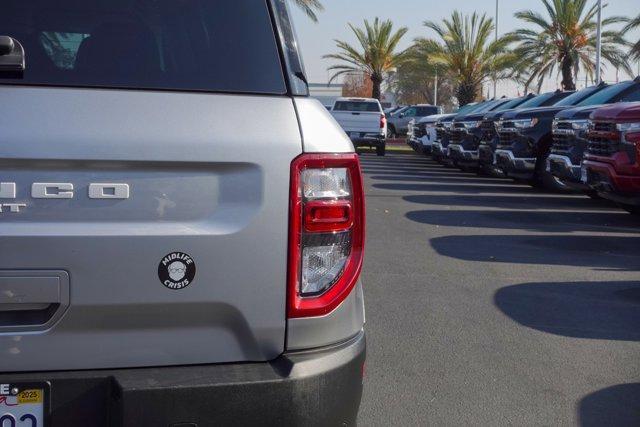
[{"x1": 583, "y1": 102, "x2": 640, "y2": 214}]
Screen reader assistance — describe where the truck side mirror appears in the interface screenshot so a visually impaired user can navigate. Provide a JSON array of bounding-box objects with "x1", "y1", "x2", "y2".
[{"x1": 0, "y1": 36, "x2": 26, "y2": 74}]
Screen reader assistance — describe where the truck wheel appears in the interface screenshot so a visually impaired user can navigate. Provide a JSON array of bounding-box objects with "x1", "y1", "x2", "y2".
[{"x1": 376, "y1": 145, "x2": 386, "y2": 156}]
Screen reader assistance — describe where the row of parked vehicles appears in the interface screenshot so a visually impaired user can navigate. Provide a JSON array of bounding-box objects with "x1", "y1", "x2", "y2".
[{"x1": 407, "y1": 77, "x2": 640, "y2": 214}]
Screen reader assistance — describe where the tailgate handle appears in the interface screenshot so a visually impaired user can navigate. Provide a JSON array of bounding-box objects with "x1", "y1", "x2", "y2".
[
  {"x1": 0, "y1": 276, "x2": 62, "y2": 328},
  {"x1": 351, "y1": 112, "x2": 361, "y2": 115}
]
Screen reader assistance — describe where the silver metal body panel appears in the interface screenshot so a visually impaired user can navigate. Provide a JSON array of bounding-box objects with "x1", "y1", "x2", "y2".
[
  {"x1": 0, "y1": 86, "x2": 302, "y2": 371},
  {"x1": 286, "y1": 99, "x2": 365, "y2": 349},
  {"x1": 287, "y1": 281, "x2": 365, "y2": 350},
  {"x1": 294, "y1": 97, "x2": 355, "y2": 153}
]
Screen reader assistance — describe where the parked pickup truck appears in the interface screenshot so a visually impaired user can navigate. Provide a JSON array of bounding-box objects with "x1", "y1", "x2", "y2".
[
  {"x1": 437, "y1": 99, "x2": 508, "y2": 166},
  {"x1": 584, "y1": 102, "x2": 640, "y2": 214},
  {"x1": 478, "y1": 91, "x2": 575, "y2": 176},
  {"x1": 548, "y1": 78, "x2": 640, "y2": 194},
  {"x1": 407, "y1": 114, "x2": 448, "y2": 154},
  {"x1": 332, "y1": 97, "x2": 387, "y2": 156},
  {"x1": 494, "y1": 86, "x2": 606, "y2": 189},
  {"x1": 0, "y1": 1, "x2": 366, "y2": 425},
  {"x1": 431, "y1": 102, "x2": 482, "y2": 162},
  {"x1": 448, "y1": 97, "x2": 526, "y2": 169}
]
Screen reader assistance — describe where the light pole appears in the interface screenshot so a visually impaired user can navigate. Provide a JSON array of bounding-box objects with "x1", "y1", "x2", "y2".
[
  {"x1": 595, "y1": 0, "x2": 603, "y2": 84},
  {"x1": 493, "y1": 0, "x2": 498, "y2": 98},
  {"x1": 434, "y1": 67, "x2": 438, "y2": 106}
]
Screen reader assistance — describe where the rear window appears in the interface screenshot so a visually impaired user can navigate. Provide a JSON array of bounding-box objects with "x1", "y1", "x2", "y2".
[
  {"x1": 0, "y1": 0, "x2": 286, "y2": 94},
  {"x1": 333, "y1": 101, "x2": 381, "y2": 112}
]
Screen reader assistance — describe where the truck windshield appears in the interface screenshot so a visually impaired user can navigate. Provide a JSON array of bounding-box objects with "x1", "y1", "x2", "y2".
[
  {"x1": 576, "y1": 81, "x2": 635, "y2": 106},
  {"x1": 516, "y1": 92, "x2": 557, "y2": 109},
  {"x1": 554, "y1": 86, "x2": 603, "y2": 106},
  {"x1": 334, "y1": 101, "x2": 381, "y2": 112},
  {"x1": 494, "y1": 97, "x2": 525, "y2": 111},
  {"x1": 0, "y1": 0, "x2": 286, "y2": 94}
]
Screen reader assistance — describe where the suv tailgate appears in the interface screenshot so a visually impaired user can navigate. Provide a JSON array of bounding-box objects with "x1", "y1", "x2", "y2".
[{"x1": 0, "y1": 86, "x2": 301, "y2": 371}]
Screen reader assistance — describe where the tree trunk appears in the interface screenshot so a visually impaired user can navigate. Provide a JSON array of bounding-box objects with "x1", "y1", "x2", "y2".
[
  {"x1": 456, "y1": 81, "x2": 478, "y2": 107},
  {"x1": 561, "y1": 56, "x2": 576, "y2": 91},
  {"x1": 370, "y1": 73, "x2": 383, "y2": 100}
]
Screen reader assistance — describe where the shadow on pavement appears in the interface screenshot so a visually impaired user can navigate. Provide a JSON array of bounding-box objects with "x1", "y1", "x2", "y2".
[
  {"x1": 494, "y1": 281, "x2": 640, "y2": 340},
  {"x1": 430, "y1": 235, "x2": 640, "y2": 270},
  {"x1": 375, "y1": 183, "x2": 536, "y2": 194},
  {"x1": 370, "y1": 175, "x2": 520, "y2": 185},
  {"x1": 578, "y1": 384, "x2": 640, "y2": 426},
  {"x1": 407, "y1": 209, "x2": 640, "y2": 233},
  {"x1": 403, "y1": 194, "x2": 615, "y2": 211}
]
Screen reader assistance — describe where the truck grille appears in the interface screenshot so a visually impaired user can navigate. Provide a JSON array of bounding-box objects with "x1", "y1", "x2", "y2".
[
  {"x1": 593, "y1": 122, "x2": 616, "y2": 132},
  {"x1": 450, "y1": 128, "x2": 465, "y2": 144},
  {"x1": 414, "y1": 123, "x2": 427, "y2": 138},
  {"x1": 550, "y1": 133, "x2": 575, "y2": 155},
  {"x1": 555, "y1": 121, "x2": 573, "y2": 130},
  {"x1": 497, "y1": 130, "x2": 516, "y2": 149},
  {"x1": 587, "y1": 135, "x2": 620, "y2": 156},
  {"x1": 586, "y1": 121, "x2": 621, "y2": 157},
  {"x1": 480, "y1": 120, "x2": 496, "y2": 142}
]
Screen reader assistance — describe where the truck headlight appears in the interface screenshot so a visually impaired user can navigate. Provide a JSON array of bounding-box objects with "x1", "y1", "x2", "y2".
[
  {"x1": 512, "y1": 118, "x2": 539, "y2": 129},
  {"x1": 461, "y1": 121, "x2": 481, "y2": 129},
  {"x1": 616, "y1": 122, "x2": 640, "y2": 132},
  {"x1": 570, "y1": 120, "x2": 590, "y2": 131}
]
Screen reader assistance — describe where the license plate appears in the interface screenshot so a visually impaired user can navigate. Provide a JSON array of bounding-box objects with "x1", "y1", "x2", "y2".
[
  {"x1": 581, "y1": 165, "x2": 588, "y2": 183},
  {"x1": 0, "y1": 382, "x2": 49, "y2": 426}
]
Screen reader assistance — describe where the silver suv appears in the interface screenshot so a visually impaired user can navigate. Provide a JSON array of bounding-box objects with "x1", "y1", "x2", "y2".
[{"x1": 0, "y1": 1, "x2": 366, "y2": 425}]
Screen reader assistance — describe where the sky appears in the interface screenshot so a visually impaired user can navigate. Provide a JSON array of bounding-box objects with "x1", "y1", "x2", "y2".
[{"x1": 289, "y1": 0, "x2": 640, "y2": 98}]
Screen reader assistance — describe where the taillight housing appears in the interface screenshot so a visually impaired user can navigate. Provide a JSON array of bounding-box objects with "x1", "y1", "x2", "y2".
[
  {"x1": 380, "y1": 114, "x2": 386, "y2": 129},
  {"x1": 288, "y1": 153, "x2": 365, "y2": 318}
]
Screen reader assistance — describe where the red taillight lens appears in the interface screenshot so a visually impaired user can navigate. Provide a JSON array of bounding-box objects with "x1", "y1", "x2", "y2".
[
  {"x1": 380, "y1": 114, "x2": 386, "y2": 129},
  {"x1": 288, "y1": 153, "x2": 365, "y2": 318}
]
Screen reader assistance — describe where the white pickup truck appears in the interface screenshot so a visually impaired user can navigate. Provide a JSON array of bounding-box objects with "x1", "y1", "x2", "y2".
[{"x1": 331, "y1": 97, "x2": 387, "y2": 156}]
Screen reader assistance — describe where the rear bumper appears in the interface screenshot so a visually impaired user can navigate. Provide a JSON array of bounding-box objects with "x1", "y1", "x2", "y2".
[
  {"x1": 0, "y1": 331, "x2": 366, "y2": 427},
  {"x1": 351, "y1": 135, "x2": 385, "y2": 148}
]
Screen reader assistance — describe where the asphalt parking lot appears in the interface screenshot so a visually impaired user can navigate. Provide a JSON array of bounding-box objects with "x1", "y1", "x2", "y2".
[{"x1": 357, "y1": 151, "x2": 640, "y2": 426}]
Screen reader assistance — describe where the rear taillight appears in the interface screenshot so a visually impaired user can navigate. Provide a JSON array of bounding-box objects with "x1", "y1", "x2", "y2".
[
  {"x1": 380, "y1": 114, "x2": 386, "y2": 129},
  {"x1": 288, "y1": 153, "x2": 365, "y2": 318}
]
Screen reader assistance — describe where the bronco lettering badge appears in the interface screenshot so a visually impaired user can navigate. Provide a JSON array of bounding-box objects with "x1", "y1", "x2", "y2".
[{"x1": 158, "y1": 252, "x2": 196, "y2": 290}]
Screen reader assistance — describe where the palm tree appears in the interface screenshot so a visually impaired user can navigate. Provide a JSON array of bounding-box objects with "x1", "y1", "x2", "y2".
[
  {"x1": 414, "y1": 11, "x2": 516, "y2": 106},
  {"x1": 292, "y1": 0, "x2": 323, "y2": 23},
  {"x1": 623, "y1": 13, "x2": 640, "y2": 60},
  {"x1": 508, "y1": 0, "x2": 631, "y2": 91},
  {"x1": 324, "y1": 18, "x2": 409, "y2": 100}
]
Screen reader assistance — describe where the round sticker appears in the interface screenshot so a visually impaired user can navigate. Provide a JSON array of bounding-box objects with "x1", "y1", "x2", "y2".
[{"x1": 158, "y1": 252, "x2": 196, "y2": 290}]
